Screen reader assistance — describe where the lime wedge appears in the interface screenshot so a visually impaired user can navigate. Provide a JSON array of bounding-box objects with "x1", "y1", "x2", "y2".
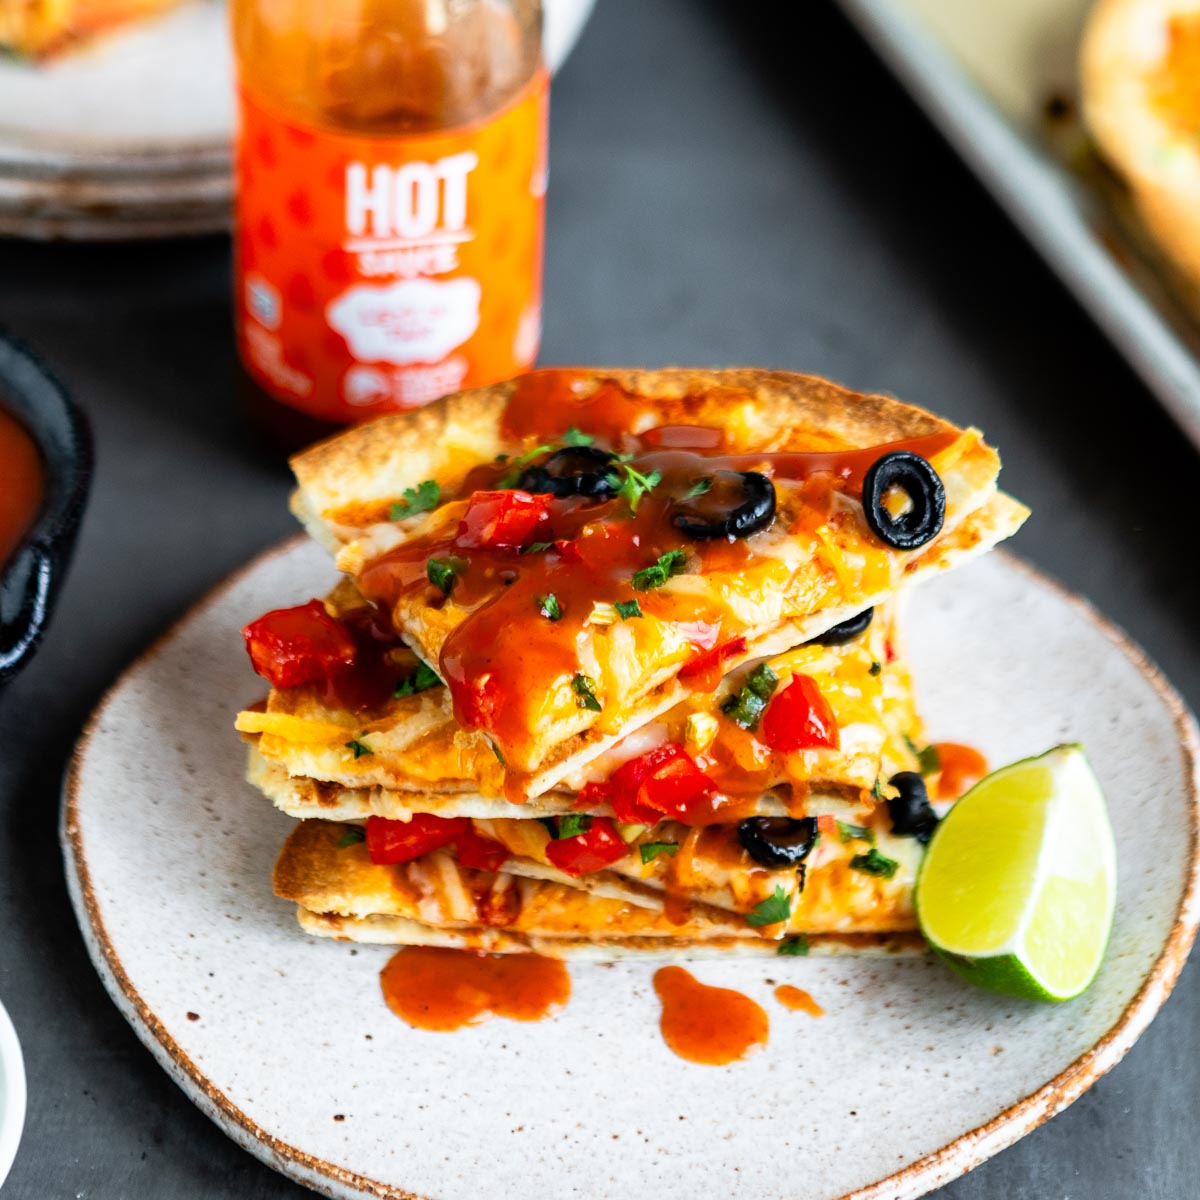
[{"x1": 915, "y1": 744, "x2": 1116, "y2": 1002}]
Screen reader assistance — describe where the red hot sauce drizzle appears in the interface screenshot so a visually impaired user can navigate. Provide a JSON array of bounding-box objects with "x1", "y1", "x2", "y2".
[
  {"x1": 0, "y1": 405, "x2": 44, "y2": 570},
  {"x1": 379, "y1": 947, "x2": 570, "y2": 1031},
  {"x1": 355, "y1": 372, "x2": 959, "y2": 765},
  {"x1": 774, "y1": 984, "x2": 825, "y2": 1017},
  {"x1": 653, "y1": 966, "x2": 768, "y2": 1065}
]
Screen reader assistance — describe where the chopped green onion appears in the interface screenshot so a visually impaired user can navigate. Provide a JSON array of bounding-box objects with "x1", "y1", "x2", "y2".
[
  {"x1": 426, "y1": 556, "x2": 465, "y2": 596},
  {"x1": 345, "y1": 738, "x2": 373, "y2": 759},
  {"x1": 905, "y1": 734, "x2": 941, "y2": 776},
  {"x1": 337, "y1": 826, "x2": 366, "y2": 848},
  {"x1": 543, "y1": 814, "x2": 592, "y2": 840},
  {"x1": 837, "y1": 820, "x2": 875, "y2": 844},
  {"x1": 572, "y1": 674, "x2": 603, "y2": 712},
  {"x1": 563, "y1": 426, "x2": 593, "y2": 446},
  {"x1": 538, "y1": 593, "x2": 562, "y2": 621},
  {"x1": 720, "y1": 665, "x2": 779, "y2": 731},
  {"x1": 520, "y1": 541, "x2": 554, "y2": 555},
  {"x1": 614, "y1": 599, "x2": 642, "y2": 620}
]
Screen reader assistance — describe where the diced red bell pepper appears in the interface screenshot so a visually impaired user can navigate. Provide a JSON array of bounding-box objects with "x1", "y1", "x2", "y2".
[
  {"x1": 456, "y1": 490, "x2": 552, "y2": 549},
  {"x1": 759, "y1": 674, "x2": 840, "y2": 752},
  {"x1": 607, "y1": 743, "x2": 717, "y2": 824},
  {"x1": 242, "y1": 599, "x2": 357, "y2": 689},
  {"x1": 552, "y1": 538, "x2": 582, "y2": 563},
  {"x1": 454, "y1": 827, "x2": 510, "y2": 873},
  {"x1": 678, "y1": 635, "x2": 747, "y2": 689},
  {"x1": 366, "y1": 814, "x2": 468, "y2": 865},
  {"x1": 544, "y1": 817, "x2": 629, "y2": 876},
  {"x1": 456, "y1": 672, "x2": 503, "y2": 732},
  {"x1": 816, "y1": 813, "x2": 838, "y2": 836}
]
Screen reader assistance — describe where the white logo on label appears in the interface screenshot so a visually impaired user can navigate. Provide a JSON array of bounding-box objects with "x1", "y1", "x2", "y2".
[
  {"x1": 246, "y1": 275, "x2": 280, "y2": 330},
  {"x1": 326, "y1": 277, "x2": 481, "y2": 365},
  {"x1": 345, "y1": 152, "x2": 477, "y2": 241},
  {"x1": 342, "y1": 365, "x2": 393, "y2": 407}
]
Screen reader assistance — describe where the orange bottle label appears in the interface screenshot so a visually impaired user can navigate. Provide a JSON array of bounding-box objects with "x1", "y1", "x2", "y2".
[{"x1": 234, "y1": 71, "x2": 547, "y2": 421}]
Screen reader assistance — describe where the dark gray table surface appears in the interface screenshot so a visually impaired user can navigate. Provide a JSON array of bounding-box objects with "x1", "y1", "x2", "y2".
[{"x1": 2, "y1": 2, "x2": 1197, "y2": 1197}]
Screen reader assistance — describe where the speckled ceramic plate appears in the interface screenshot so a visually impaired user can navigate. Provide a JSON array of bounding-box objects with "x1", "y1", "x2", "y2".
[{"x1": 61, "y1": 538, "x2": 1199, "y2": 1200}]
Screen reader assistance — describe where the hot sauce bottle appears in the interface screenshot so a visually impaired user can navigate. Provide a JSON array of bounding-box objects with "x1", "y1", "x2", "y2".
[{"x1": 230, "y1": 0, "x2": 547, "y2": 443}]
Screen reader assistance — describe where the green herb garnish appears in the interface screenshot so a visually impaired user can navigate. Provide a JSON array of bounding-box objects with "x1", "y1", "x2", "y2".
[
  {"x1": 871, "y1": 779, "x2": 884, "y2": 801},
  {"x1": 345, "y1": 738, "x2": 373, "y2": 759},
  {"x1": 632, "y1": 549, "x2": 688, "y2": 591},
  {"x1": 837, "y1": 820, "x2": 875, "y2": 844},
  {"x1": 613, "y1": 599, "x2": 642, "y2": 620},
  {"x1": 849, "y1": 848, "x2": 899, "y2": 879},
  {"x1": 869, "y1": 661, "x2": 882, "y2": 677},
  {"x1": 777, "y1": 935, "x2": 810, "y2": 957},
  {"x1": 394, "y1": 661, "x2": 442, "y2": 698},
  {"x1": 520, "y1": 541, "x2": 554, "y2": 555},
  {"x1": 639, "y1": 842, "x2": 679, "y2": 864},
  {"x1": 488, "y1": 738, "x2": 506, "y2": 766},
  {"x1": 563, "y1": 426, "x2": 593, "y2": 446},
  {"x1": 606, "y1": 463, "x2": 662, "y2": 514},
  {"x1": 747, "y1": 886, "x2": 792, "y2": 927},
  {"x1": 538, "y1": 593, "x2": 562, "y2": 621},
  {"x1": 497, "y1": 442, "x2": 555, "y2": 487},
  {"x1": 572, "y1": 674, "x2": 603, "y2": 712},
  {"x1": 905, "y1": 734, "x2": 941, "y2": 776},
  {"x1": 682, "y1": 477, "x2": 713, "y2": 500},
  {"x1": 337, "y1": 826, "x2": 367, "y2": 848},
  {"x1": 542, "y1": 814, "x2": 592, "y2": 840},
  {"x1": 427, "y1": 556, "x2": 465, "y2": 596},
  {"x1": 720, "y1": 664, "x2": 780, "y2": 731},
  {"x1": 388, "y1": 479, "x2": 440, "y2": 520}
]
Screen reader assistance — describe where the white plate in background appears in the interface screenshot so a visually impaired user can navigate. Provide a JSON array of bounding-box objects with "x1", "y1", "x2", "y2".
[
  {"x1": 838, "y1": 0, "x2": 1200, "y2": 452},
  {"x1": 0, "y1": 0, "x2": 594, "y2": 240},
  {"x1": 0, "y1": 998, "x2": 27, "y2": 1189},
  {"x1": 61, "y1": 538, "x2": 1200, "y2": 1200}
]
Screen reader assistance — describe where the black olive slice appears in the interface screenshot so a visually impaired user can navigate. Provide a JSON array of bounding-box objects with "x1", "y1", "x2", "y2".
[
  {"x1": 887, "y1": 771, "x2": 939, "y2": 843},
  {"x1": 672, "y1": 470, "x2": 776, "y2": 540},
  {"x1": 518, "y1": 446, "x2": 618, "y2": 500},
  {"x1": 807, "y1": 607, "x2": 874, "y2": 646},
  {"x1": 737, "y1": 816, "x2": 818, "y2": 868},
  {"x1": 862, "y1": 451, "x2": 946, "y2": 550}
]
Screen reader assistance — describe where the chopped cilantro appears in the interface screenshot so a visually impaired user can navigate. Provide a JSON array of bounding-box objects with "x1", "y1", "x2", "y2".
[
  {"x1": 871, "y1": 779, "x2": 884, "y2": 801},
  {"x1": 683, "y1": 477, "x2": 713, "y2": 500},
  {"x1": 345, "y1": 738, "x2": 373, "y2": 759},
  {"x1": 388, "y1": 479, "x2": 440, "y2": 520},
  {"x1": 394, "y1": 661, "x2": 442, "y2": 698},
  {"x1": 538, "y1": 593, "x2": 562, "y2": 621},
  {"x1": 614, "y1": 598, "x2": 642, "y2": 620},
  {"x1": 488, "y1": 738, "x2": 506, "y2": 766},
  {"x1": 563, "y1": 426, "x2": 594, "y2": 446},
  {"x1": 837, "y1": 820, "x2": 875, "y2": 844},
  {"x1": 632, "y1": 549, "x2": 688, "y2": 591},
  {"x1": 520, "y1": 541, "x2": 554, "y2": 555},
  {"x1": 904, "y1": 734, "x2": 941, "y2": 776},
  {"x1": 777, "y1": 935, "x2": 810, "y2": 957},
  {"x1": 639, "y1": 841, "x2": 679, "y2": 864},
  {"x1": 607, "y1": 463, "x2": 662, "y2": 514},
  {"x1": 869, "y1": 661, "x2": 882, "y2": 676},
  {"x1": 427, "y1": 556, "x2": 465, "y2": 596},
  {"x1": 498, "y1": 442, "x2": 555, "y2": 487},
  {"x1": 720, "y1": 664, "x2": 779, "y2": 731},
  {"x1": 572, "y1": 673, "x2": 602, "y2": 712},
  {"x1": 543, "y1": 813, "x2": 592, "y2": 840},
  {"x1": 747, "y1": 886, "x2": 792, "y2": 927},
  {"x1": 337, "y1": 826, "x2": 366, "y2": 848},
  {"x1": 850, "y1": 848, "x2": 899, "y2": 879}
]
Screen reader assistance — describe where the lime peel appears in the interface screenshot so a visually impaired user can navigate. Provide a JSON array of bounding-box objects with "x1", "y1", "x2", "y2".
[{"x1": 915, "y1": 744, "x2": 1116, "y2": 1003}]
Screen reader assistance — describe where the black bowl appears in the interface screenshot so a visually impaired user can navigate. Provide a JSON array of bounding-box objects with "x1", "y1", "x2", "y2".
[{"x1": 0, "y1": 334, "x2": 92, "y2": 688}]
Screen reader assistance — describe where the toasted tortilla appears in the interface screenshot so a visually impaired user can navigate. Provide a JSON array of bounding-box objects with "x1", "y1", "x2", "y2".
[
  {"x1": 286, "y1": 369, "x2": 1018, "y2": 776},
  {"x1": 274, "y1": 818, "x2": 918, "y2": 942},
  {"x1": 239, "y1": 492, "x2": 1026, "y2": 805}
]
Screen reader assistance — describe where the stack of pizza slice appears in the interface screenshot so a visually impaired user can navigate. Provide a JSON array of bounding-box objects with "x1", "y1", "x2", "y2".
[{"x1": 236, "y1": 368, "x2": 1028, "y2": 958}]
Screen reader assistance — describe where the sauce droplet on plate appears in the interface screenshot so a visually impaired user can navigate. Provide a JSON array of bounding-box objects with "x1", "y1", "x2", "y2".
[
  {"x1": 773, "y1": 984, "x2": 825, "y2": 1017},
  {"x1": 380, "y1": 947, "x2": 570, "y2": 1031},
  {"x1": 931, "y1": 742, "x2": 989, "y2": 800},
  {"x1": 652, "y1": 966, "x2": 768, "y2": 1065}
]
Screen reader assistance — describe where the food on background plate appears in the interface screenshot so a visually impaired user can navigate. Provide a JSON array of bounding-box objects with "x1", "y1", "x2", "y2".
[
  {"x1": 237, "y1": 367, "x2": 1032, "y2": 973},
  {"x1": 0, "y1": 0, "x2": 186, "y2": 58},
  {"x1": 1082, "y1": 0, "x2": 1200, "y2": 293}
]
